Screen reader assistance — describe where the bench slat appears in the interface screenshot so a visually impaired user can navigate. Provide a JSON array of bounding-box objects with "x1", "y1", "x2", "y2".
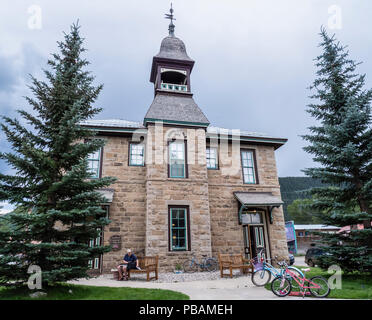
[{"x1": 218, "y1": 253, "x2": 253, "y2": 278}]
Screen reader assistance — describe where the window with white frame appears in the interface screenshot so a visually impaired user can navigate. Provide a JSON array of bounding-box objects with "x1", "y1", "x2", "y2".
[
  {"x1": 129, "y1": 143, "x2": 145, "y2": 166},
  {"x1": 169, "y1": 141, "x2": 186, "y2": 178},
  {"x1": 87, "y1": 148, "x2": 101, "y2": 179},
  {"x1": 206, "y1": 147, "x2": 218, "y2": 169},
  {"x1": 241, "y1": 150, "x2": 257, "y2": 184},
  {"x1": 88, "y1": 228, "x2": 102, "y2": 270}
]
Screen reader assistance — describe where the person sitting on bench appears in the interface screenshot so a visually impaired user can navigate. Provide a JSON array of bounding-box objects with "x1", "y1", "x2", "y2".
[{"x1": 117, "y1": 249, "x2": 141, "y2": 280}]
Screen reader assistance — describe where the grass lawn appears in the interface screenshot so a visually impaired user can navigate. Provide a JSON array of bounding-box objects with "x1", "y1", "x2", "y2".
[
  {"x1": 0, "y1": 283, "x2": 190, "y2": 300},
  {"x1": 265, "y1": 265, "x2": 372, "y2": 299}
]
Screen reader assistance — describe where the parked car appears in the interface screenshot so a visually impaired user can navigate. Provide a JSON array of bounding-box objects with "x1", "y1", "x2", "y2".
[
  {"x1": 305, "y1": 248, "x2": 323, "y2": 267},
  {"x1": 288, "y1": 253, "x2": 295, "y2": 265}
]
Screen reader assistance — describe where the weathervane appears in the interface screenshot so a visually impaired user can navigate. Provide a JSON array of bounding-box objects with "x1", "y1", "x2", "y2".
[{"x1": 165, "y1": 3, "x2": 176, "y2": 36}]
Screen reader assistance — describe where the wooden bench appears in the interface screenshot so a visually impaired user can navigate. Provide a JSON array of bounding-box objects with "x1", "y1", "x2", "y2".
[
  {"x1": 128, "y1": 256, "x2": 159, "y2": 281},
  {"x1": 112, "y1": 256, "x2": 156, "y2": 282},
  {"x1": 112, "y1": 256, "x2": 159, "y2": 281},
  {"x1": 218, "y1": 253, "x2": 253, "y2": 278}
]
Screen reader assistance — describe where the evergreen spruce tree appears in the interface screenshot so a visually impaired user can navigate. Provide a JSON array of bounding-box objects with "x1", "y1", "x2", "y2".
[
  {"x1": 0, "y1": 23, "x2": 115, "y2": 287},
  {"x1": 303, "y1": 28, "x2": 372, "y2": 273}
]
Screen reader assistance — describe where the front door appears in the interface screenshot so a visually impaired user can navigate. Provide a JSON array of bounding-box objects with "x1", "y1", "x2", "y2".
[
  {"x1": 250, "y1": 225, "x2": 266, "y2": 260},
  {"x1": 242, "y1": 210, "x2": 268, "y2": 260},
  {"x1": 243, "y1": 226, "x2": 251, "y2": 259}
]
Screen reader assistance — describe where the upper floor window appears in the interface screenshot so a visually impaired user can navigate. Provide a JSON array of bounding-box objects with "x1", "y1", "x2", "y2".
[
  {"x1": 169, "y1": 141, "x2": 187, "y2": 178},
  {"x1": 87, "y1": 148, "x2": 101, "y2": 179},
  {"x1": 206, "y1": 147, "x2": 218, "y2": 169},
  {"x1": 129, "y1": 143, "x2": 145, "y2": 166},
  {"x1": 169, "y1": 206, "x2": 190, "y2": 251},
  {"x1": 241, "y1": 150, "x2": 257, "y2": 184}
]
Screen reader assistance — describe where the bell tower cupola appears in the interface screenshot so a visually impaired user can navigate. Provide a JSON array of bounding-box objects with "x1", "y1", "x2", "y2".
[
  {"x1": 149, "y1": 4, "x2": 195, "y2": 95},
  {"x1": 144, "y1": 4, "x2": 209, "y2": 128}
]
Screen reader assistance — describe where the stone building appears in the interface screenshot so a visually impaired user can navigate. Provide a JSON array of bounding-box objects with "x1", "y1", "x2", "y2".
[{"x1": 81, "y1": 16, "x2": 289, "y2": 273}]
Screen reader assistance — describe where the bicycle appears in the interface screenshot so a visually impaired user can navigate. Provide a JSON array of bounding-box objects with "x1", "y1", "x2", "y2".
[
  {"x1": 183, "y1": 256, "x2": 218, "y2": 273},
  {"x1": 271, "y1": 261, "x2": 330, "y2": 298},
  {"x1": 251, "y1": 251, "x2": 304, "y2": 287}
]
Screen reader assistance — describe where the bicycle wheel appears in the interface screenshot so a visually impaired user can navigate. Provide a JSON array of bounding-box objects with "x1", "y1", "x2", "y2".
[
  {"x1": 309, "y1": 276, "x2": 330, "y2": 298},
  {"x1": 251, "y1": 269, "x2": 271, "y2": 286},
  {"x1": 183, "y1": 260, "x2": 198, "y2": 273},
  {"x1": 205, "y1": 258, "x2": 218, "y2": 272},
  {"x1": 271, "y1": 276, "x2": 292, "y2": 297}
]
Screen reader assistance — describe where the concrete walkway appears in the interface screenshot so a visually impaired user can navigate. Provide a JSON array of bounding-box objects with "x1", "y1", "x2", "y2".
[
  {"x1": 295, "y1": 255, "x2": 307, "y2": 267},
  {"x1": 69, "y1": 274, "x2": 313, "y2": 300}
]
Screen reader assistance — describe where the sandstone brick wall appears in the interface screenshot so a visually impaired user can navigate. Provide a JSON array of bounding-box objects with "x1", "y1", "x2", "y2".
[
  {"x1": 208, "y1": 142, "x2": 288, "y2": 262},
  {"x1": 98, "y1": 131, "x2": 288, "y2": 273},
  {"x1": 100, "y1": 136, "x2": 146, "y2": 272},
  {"x1": 144, "y1": 125, "x2": 212, "y2": 271}
]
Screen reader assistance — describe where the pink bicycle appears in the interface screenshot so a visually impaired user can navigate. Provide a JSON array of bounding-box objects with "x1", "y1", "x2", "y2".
[{"x1": 271, "y1": 261, "x2": 330, "y2": 298}]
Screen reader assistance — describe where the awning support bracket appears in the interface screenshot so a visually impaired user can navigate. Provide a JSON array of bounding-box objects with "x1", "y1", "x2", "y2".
[
  {"x1": 268, "y1": 206, "x2": 280, "y2": 224},
  {"x1": 238, "y1": 205, "x2": 246, "y2": 225}
]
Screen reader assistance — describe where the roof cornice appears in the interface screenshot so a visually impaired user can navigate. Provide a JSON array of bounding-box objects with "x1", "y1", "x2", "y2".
[{"x1": 143, "y1": 118, "x2": 209, "y2": 128}]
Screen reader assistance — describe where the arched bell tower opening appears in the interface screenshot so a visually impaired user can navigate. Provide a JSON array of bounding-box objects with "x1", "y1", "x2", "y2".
[{"x1": 160, "y1": 68, "x2": 188, "y2": 92}]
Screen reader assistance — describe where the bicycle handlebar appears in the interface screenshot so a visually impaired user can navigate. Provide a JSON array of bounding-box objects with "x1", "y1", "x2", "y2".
[{"x1": 277, "y1": 260, "x2": 288, "y2": 267}]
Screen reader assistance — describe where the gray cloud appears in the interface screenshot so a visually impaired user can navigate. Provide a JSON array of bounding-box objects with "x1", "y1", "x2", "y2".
[
  {"x1": 0, "y1": 43, "x2": 44, "y2": 176},
  {"x1": 0, "y1": 56, "x2": 18, "y2": 93},
  {"x1": 0, "y1": 0, "x2": 372, "y2": 178}
]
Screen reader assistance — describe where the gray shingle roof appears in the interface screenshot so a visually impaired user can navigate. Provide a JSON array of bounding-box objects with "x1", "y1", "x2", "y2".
[
  {"x1": 155, "y1": 36, "x2": 194, "y2": 62},
  {"x1": 79, "y1": 119, "x2": 287, "y2": 150},
  {"x1": 144, "y1": 92, "x2": 210, "y2": 126},
  {"x1": 79, "y1": 119, "x2": 287, "y2": 143}
]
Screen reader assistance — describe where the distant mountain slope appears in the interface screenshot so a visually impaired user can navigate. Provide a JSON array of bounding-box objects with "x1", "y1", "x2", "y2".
[{"x1": 279, "y1": 177, "x2": 325, "y2": 221}]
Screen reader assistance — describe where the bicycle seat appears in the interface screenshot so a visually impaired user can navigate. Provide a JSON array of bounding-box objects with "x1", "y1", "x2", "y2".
[{"x1": 301, "y1": 268, "x2": 311, "y2": 272}]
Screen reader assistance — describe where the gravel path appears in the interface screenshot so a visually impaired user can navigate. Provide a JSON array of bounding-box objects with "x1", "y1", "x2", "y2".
[{"x1": 102, "y1": 270, "x2": 244, "y2": 283}]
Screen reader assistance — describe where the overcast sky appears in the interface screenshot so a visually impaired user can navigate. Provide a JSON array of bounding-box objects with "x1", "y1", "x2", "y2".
[{"x1": 1, "y1": 0, "x2": 372, "y2": 213}]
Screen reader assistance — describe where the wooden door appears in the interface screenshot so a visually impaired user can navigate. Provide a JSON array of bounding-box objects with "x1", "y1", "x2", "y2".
[{"x1": 249, "y1": 225, "x2": 266, "y2": 260}]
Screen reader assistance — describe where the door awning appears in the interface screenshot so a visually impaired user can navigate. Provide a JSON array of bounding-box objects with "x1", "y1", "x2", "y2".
[
  {"x1": 234, "y1": 192, "x2": 283, "y2": 207},
  {"x1": 234, "y1": 192, "x2": 284, "y2": 224},
  {"x1": 98, "y1": 188, "x2": 115, "y2": 204}
]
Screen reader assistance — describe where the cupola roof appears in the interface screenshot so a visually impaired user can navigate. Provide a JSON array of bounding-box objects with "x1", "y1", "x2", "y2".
[{"x1": 155, "y1": 36, "x2": 194, "y2": 62}]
